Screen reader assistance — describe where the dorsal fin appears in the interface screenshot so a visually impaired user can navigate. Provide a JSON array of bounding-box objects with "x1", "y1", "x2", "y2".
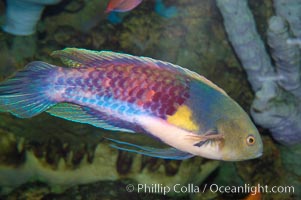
[{"x1": 51, "y1": 48, "x2": 227, "y2": 95}]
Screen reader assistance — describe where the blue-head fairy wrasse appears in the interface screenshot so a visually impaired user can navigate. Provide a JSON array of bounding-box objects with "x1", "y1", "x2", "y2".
[{"x1": 0, "y1": 48, "x2": 263, "y2": 161}]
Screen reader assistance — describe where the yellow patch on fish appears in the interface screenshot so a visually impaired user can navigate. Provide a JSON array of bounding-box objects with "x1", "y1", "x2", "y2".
[{"x1": 167, "y1": 105, "x2": 199, "y2": 131}]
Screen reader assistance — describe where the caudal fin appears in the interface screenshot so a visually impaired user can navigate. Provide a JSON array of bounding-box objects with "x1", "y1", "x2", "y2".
[{"x1": 0, "y1": 61, "x2": 57, "y2": 118}]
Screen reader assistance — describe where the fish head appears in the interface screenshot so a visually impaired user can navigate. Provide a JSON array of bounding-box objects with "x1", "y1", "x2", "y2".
[{"x1": 216, "y1": 117, "x2": 263, "y2": 161}]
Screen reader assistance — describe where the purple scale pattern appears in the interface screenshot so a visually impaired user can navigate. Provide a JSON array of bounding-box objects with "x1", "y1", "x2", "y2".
[{"x1": 54, "y1": 63, "x2": 191, "y2": 119}]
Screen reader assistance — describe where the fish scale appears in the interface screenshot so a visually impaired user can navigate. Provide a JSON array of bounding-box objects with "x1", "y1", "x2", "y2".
[{"x1": 54, "y1": 63, "x2": 190, "y2": 119}]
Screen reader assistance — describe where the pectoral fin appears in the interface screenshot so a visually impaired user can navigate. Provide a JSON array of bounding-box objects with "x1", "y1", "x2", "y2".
[
  {"x1": 106, "y1": 137, "x2": 194, "y2": 160},
  {"x1": 185, "y1": 129, "x2": 224, "y2": 147}
]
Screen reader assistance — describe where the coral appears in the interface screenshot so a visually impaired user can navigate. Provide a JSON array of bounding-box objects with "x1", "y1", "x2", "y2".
[
  {"x1": 273, "y1": 0, "x2": 301, "y2": 38},
  {"x1": 2, "y1": 182, "x2": 50, "y2": 200},
  {"x1": 216, "y1": 0, "x2": 301, "y2": 197},
  {"x1": 267, "y1": 16, "x2": 301, "y2": 97},
  {"x1": 216, "y1": 0, "x2": 301, "y2": 145},
  {"x1": 42, "y1": 0, "x2": 105, "y2": 33},
  {"x1": 119, "y1": 12, "x2": 163, "y2": 54},
  {"x1": 11, "y1": 35, "x2": 37, "y2": 62},
  {"x1": 0, "y1": 115, "x2": 219, "y2": 197},
  {"x1": 2, "y1": 0, "x2": 62, "y2": 36}
]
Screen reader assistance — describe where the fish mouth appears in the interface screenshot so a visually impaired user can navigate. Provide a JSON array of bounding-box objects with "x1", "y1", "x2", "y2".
[{"x1": 255, "y1": 151, "x2": 263, "y2": 158}]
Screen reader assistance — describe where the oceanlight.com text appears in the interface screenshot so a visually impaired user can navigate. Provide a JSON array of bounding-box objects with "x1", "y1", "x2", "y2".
[{"x1": 125, "y1": 183, "x2": 295, "y2": 196}]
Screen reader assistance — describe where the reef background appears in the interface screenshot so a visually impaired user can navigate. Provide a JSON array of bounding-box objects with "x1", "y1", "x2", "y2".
[{"x1": 0, "y1": 0, "x2": 299, "y2": 199}]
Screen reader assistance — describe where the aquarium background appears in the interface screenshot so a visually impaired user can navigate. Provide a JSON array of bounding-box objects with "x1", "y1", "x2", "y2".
[{"x1": 0, "y1": 0, "x2": 300, "y2": 199}]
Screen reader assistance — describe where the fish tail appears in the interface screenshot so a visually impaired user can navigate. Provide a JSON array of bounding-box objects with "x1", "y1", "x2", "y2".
[{"x1": 0, "y1": 61, "x2": 58, "y2": 118}]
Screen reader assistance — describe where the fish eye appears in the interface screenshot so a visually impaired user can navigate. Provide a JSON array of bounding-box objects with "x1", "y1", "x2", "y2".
[{"x1": 246, "y1": 135, "x2": 256, "y2": 146}]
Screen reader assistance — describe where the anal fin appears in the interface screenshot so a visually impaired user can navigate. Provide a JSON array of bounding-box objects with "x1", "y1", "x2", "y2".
[{"x1": 107, "y1": 138, "x2": 194, "y2": 160}]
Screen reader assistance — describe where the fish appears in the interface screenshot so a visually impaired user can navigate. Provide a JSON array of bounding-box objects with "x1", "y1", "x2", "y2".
[
  {"x1": 105, "y1": 0, "x2": 142, "y2": 13},
  {"x1": 0, "y1": 48, "x2": 263, "y2": 161}
]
